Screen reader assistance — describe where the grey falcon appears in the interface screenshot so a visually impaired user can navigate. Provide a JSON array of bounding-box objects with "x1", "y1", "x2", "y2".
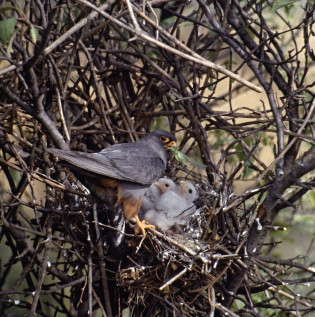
[{"x1": 47, "y1": 129, "x2": 177, "y2": 236}]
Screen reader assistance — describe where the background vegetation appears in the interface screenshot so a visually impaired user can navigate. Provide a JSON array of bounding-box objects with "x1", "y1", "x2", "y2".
[{"x1": 0, "y1": 0, "x2": 314, "y2": 316}]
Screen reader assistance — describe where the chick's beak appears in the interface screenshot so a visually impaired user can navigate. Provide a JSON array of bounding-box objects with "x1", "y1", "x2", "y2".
[
  {"x1": 155, "y1": 183, "x2": 163, "y2": 193},
  {"x1": 177, "y1": 182, "x2": 186, "y2": 196}
]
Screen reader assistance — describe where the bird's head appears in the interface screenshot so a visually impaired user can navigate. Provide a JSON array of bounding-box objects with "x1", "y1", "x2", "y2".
[
  {"x1": 150, "y1": 129, "x2": 177, "y2": 149},
  {"x1": 155, "y1": 178, "x2": 176, "y2": 193},
  {"x1": 177, "y1": 180, "x2": 199, "y2": 203}
]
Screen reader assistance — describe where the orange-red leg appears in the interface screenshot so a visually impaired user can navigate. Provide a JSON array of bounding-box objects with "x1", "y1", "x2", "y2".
[{"x1": 134, "y1": 215, "x2": 155, "y2": 236}]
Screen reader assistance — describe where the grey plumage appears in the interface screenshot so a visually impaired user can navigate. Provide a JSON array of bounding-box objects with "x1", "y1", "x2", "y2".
[{"x1": 47, "y1": 130, "x2": 176, "y2": 185}]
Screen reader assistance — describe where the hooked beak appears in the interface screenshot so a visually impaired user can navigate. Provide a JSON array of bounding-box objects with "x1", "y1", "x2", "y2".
[{"x1": 164, "y1": 141, "x2": 177, "y2": 149}]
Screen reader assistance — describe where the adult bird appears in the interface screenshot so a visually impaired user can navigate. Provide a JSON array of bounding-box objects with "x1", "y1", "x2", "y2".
[{"x1": 48, "y1": 130, "x2": 177, "y2": 236}]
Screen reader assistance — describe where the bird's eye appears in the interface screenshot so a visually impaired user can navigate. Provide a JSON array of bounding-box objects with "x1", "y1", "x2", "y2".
[
  {"x1": 188, "y1": 189, "x2": 193, "y2": 194},
  {"x1": 160, "y1": 136, "x2": 169, "y2": 143},
  {"x1": 165, "y1": 183, "x2": 169, "y2": 187}
]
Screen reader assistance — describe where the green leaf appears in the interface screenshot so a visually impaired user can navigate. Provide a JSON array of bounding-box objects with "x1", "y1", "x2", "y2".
[
  {"x1": 169, "y1": 147, "x2": 207, "y2": 170},
  {"x1": 307, "y1": 191, "x2": 315, "y2": 210},
  {"x1": 6, "y1": 30, "x2": 17, "y2": 56},
  {"x1": 242, "y1": 161, "x2": 254, "y2": 178},
  {"x1": 30, "y1": 24, "x2": 38, "y2": 43},
  {"x1": 0, "y1": 18, "x2": 17, "y2": 45},
  {"x1": 272, "y1": 0, "x2": 299, "y2": 11},
  {"x1": 169, "y1": 147, "x2": 190, "y2": 166}
]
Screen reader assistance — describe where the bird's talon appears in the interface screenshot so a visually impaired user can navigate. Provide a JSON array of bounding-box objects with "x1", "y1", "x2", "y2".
[{"x1": 134, "y1": 216, "x2": 155, "y2": 236}]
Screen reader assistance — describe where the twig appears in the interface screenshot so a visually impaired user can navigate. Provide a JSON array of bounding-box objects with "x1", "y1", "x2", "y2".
[
  {"x1": 222, "y1": 97, "x2": 315, "y2": 213},
  {"x1": 29, "y1": 217, "x2": 53, "y2": 316},
  {"x1": 76, "y1": 0, "x2": 262, "y2": 93},
  {"x1": 43, "y1": 2, "x2": 115, "y2": 56},
  {"x1": 159, "y1": 264, "x2": 192, "y2": 290}
]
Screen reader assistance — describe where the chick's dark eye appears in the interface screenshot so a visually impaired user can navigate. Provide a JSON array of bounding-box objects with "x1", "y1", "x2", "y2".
[
  {"x1": 188, "y1": 189, "x2": 193, "y2": 194},
  {"x1": 165, "y1": 183, "x2": 169, "y2": 187}
]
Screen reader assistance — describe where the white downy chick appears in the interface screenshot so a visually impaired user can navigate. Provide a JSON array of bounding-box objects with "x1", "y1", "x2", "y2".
[
  {"x1": 140, "y1": 179, "x2": 198, "y2": 232},
  {"x1": 140, "y1": 178, "x2": 176, "y2": 212}
]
